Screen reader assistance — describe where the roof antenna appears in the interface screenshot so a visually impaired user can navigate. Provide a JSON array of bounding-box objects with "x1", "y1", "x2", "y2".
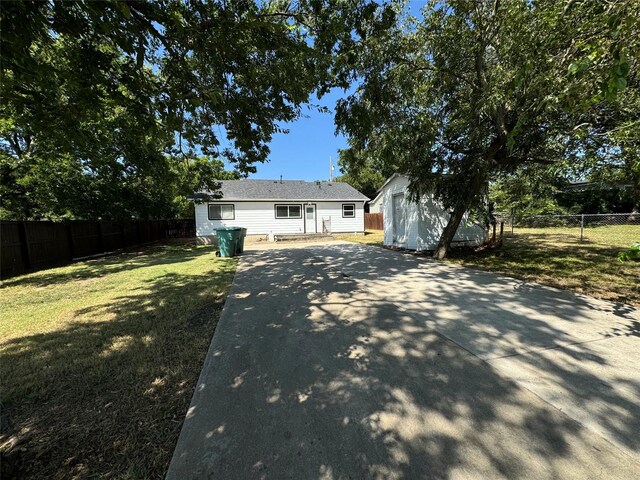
[{"x1": 280, "y1": 175, "x2": 283, "y2": 184}]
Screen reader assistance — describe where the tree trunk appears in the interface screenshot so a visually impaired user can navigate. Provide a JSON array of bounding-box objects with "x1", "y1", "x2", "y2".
[{"x1": 433, "y1": 201, "x2": 468, "y2": 259}]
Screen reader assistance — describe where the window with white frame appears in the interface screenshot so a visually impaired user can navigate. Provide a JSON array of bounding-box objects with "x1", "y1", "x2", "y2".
[
  {"x1": 275, "y1": 204, "x2": 302, "y2": 219},
  {"x1": 342, "y1": 203, "x2": 355, "y2": 218},
  {"x1": 208, "y1": 204, "x2": 235, "y2": 220}
]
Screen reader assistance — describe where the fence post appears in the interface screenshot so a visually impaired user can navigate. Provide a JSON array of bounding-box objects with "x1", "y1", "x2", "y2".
[
  {"x1": 580, "y1": 214, "x2": 584, "y2": 242},
  {"x1": 66, "y1": 223, "x2": 76, "y2": 260},
  {"x1": 492, "y1": 223, "x2": 496, "y2": 242},
  {"x1": 97, "y1": 220, "x2": 105, "y2": 253},
  {"x1": 500, "y1": 222, "x2": 504, "y2": 238},
  {"x1": 18, "y1": 221, "x2": 32, "y2": 270}
]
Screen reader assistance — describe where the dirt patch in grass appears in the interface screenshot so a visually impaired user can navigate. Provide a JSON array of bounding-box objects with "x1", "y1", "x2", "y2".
[
  {"x1": 0, "y1": 244, "x2": 237, "y2": 479},
  {"x1": 446, "y1": 226, "x2": 640, "y2": 306}
]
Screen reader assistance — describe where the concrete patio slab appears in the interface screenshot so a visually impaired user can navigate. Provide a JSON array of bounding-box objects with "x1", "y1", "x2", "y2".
[
  {"x1": 312, "y1": 244, "x2": 636, "y2": 359},
  {"x1": 167, "y1": 243, "x2": 640, "y2": 479},
  {"x1": 489, "y1": 334, "x2": 640, "y2": 461}
]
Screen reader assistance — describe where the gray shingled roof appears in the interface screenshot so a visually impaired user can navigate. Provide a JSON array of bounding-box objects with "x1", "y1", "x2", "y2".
[{"x1": 200, "y1": 179, "x2": 369, "y2": 201}]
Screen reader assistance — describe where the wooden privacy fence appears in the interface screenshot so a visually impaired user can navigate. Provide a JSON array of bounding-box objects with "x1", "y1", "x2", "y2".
[
  {"x1": 1, "y1": 219, "x2": 195, "y2": 278},
  {"x1": 364, "y1": 212, "x2": 383, "y2": 231}
]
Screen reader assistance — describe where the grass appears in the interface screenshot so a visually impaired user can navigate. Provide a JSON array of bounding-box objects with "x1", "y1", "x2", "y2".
[
  {"x1": 446, "y1": 225, "x2": 640, "y2": 306},
  {"x1": 0, "y1": 244, "x2": 237, "y2": 479},
  {"x1": 335, "y1": 230, "x2": 384, "y2": 246}
]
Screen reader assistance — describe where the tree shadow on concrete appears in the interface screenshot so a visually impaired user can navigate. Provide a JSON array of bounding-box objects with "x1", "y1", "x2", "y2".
[{"x1": 167, "y1": 243, "x2": 640, "y2": 479}]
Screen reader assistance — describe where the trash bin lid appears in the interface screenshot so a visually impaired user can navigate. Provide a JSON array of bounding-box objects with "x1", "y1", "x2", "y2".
[{"x1": 216, "y1": 227, "x2": 242, "y2": 231}]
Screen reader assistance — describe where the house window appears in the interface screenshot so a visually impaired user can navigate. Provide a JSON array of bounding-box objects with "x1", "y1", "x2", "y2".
[
  {"x1": 208, "y1": 204, "x2": 235, "y2": 220},
  {"x1": 342, "y1": 203, "x2": 356, "y2": 218},
  {"x1": 275, "y1": 204, "x2": 302, "y2": 219}
]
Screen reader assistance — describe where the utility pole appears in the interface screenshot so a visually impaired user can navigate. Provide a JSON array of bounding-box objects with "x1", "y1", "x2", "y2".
[{"x1": 329, "y1": 155, "x2": 334, "y2": 182}]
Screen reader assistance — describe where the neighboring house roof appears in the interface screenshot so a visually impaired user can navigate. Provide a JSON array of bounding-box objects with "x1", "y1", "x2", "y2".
[
  {"x1": 568, "y1": 180, "x2": 633, "y2": 191},
  {"x1": 196, "y1": 179, "x2": 369, "y2": 201}
]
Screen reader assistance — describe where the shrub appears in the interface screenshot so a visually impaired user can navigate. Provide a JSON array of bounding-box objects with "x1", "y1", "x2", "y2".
[{"x1": 617, "y1": 243, "x2": 640, "y2": 262}]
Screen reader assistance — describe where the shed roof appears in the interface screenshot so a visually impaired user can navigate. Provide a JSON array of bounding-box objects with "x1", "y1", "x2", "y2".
[
  {"x1": 368, "y1": 173, "x2": 409, "y2": 204},
  {"x1": 198, "y1": 179, "x2": 369, "y2": 201}
]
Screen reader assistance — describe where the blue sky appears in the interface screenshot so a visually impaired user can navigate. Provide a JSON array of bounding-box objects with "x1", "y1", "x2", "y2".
[
  {"x1": 246, "y1": 1, "x2": 427, "y2": 182},
  {"x1": 248, "y1": 88, "x2": 351, "y2": 182}
]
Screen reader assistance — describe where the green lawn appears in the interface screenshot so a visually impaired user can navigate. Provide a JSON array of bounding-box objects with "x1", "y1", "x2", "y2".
[
  {"x1": 0, "y1": 245, "x2": 237, "y2": 479},
  {"x1": 507, "y1": 224, "x2": 639, "y2": 249}
]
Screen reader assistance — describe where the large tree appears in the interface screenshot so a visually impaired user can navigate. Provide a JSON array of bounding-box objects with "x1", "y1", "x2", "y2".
[
  {"x1": 336, "y1": 0, "x2": 638, "y2": 258},
  {"x1": 0, "y1": 0, "x2": 396, "y2": 219}
]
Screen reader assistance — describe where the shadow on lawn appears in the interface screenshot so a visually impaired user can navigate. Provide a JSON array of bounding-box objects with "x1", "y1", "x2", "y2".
[
  {"x1": 0, "y1": 247, "x2": 236, "y2": 479},
  {"x1": 0, "y1": 244, "x2": 207, "y2": 289},
  {"x1": 168, "y1": 244, "x2": 640, "y2": 479}
]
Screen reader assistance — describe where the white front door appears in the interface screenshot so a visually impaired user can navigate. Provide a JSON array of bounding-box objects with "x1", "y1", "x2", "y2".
[{"x1": 305, "y1": 204, "x2": 317, "y2": 233}]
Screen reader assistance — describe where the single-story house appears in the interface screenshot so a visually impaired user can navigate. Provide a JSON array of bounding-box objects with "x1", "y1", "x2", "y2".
[
  {"x1": 375, "y1": 174, "x2": 487, "y2": 250},
  {"x1": 194, "y1": 179, "x2": 368, "y2": 242}
]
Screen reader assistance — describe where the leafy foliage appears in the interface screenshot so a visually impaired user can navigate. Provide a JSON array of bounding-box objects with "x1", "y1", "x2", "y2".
[
  {"x1": 490, "y1": 167, "x2": 571, "y2": 221},
  {"x1": 334, "y1": 166, "x2": 387, "y2": 200},
  {"x1": 568, "y1": 82, "x2": 640, "y2": 213},
  {"x1": 618, "y1": 242, "x2": 640, "y2": 262},
  {"x1": 489, "y1": 167, "x2": 637, "y2": 219},
  {"x1": 0, "y1": 0, "x2": 396, "y2": 220},
  {"x1": 561, "y1": 0, "x2": 639, "y2": 103},
  {"x1": 335, "y1": 0, "x2": 638, "y2": 257}
]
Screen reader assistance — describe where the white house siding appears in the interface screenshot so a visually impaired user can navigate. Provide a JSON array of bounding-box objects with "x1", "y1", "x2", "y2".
[
  {"x1": 195, "y1": 201, "x2": 365, "y2": 237},
  {"x1": 368, "y1": 195, "x2": 382, "y2": 213},
  {"x1": 380, "y1": 175, "x2": 487, "y2": 250},
  {"x1": 316, "y1": 201, "x2": 365, "y2": 233}
]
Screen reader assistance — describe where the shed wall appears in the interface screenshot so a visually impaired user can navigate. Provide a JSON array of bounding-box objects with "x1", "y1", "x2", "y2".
[{"x1": 380, "y1": 176, "x2": 487, "y2": 250}]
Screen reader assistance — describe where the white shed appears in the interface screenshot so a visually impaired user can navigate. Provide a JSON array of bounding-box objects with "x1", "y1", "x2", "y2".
[
  {"x1": 194, "y1": 179, "x2": 368, "y2": 242},
  {"x1": 377, "y1": 174, "x2": 487, "y2": 250}
]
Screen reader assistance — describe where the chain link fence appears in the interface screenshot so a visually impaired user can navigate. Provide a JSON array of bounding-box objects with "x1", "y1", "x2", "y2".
[{"x1": 495, "y1": 213, "x2": 640, "y2": 247}]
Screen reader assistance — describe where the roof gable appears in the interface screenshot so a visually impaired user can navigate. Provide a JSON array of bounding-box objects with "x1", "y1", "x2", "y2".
[{"x1": 369, "y1": 173, "x2": 409, "y2": 204}]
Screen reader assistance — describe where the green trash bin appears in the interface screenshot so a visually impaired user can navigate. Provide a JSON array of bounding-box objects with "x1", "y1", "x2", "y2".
[
  {"x1": 236, "y1": 228, "x2": 247, "y2": 254},
  {"x1": 216, "y1": 227, "x2": 242, "y2": 257}
]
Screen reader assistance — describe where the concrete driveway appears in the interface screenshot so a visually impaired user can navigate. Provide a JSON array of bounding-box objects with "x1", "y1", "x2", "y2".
[{"x1": 167, "y1": 243, "x2": 640, "y2": 479}]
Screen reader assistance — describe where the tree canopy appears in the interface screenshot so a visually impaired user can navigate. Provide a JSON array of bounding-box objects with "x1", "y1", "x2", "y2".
[
  {"x1": 2, "y1": 0, "x2": 637, "y2": 230},
  {"x1": 336, "y1": 0, "x2": 638, "y2": 257},
  {"x1": 1, "y1": 0, "x2": 396, "y2": 220}
]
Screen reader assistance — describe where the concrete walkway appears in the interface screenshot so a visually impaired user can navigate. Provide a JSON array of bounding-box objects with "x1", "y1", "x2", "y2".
[{"x1": 167, "y1": 243, "x2": 640, "y2": 479}]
